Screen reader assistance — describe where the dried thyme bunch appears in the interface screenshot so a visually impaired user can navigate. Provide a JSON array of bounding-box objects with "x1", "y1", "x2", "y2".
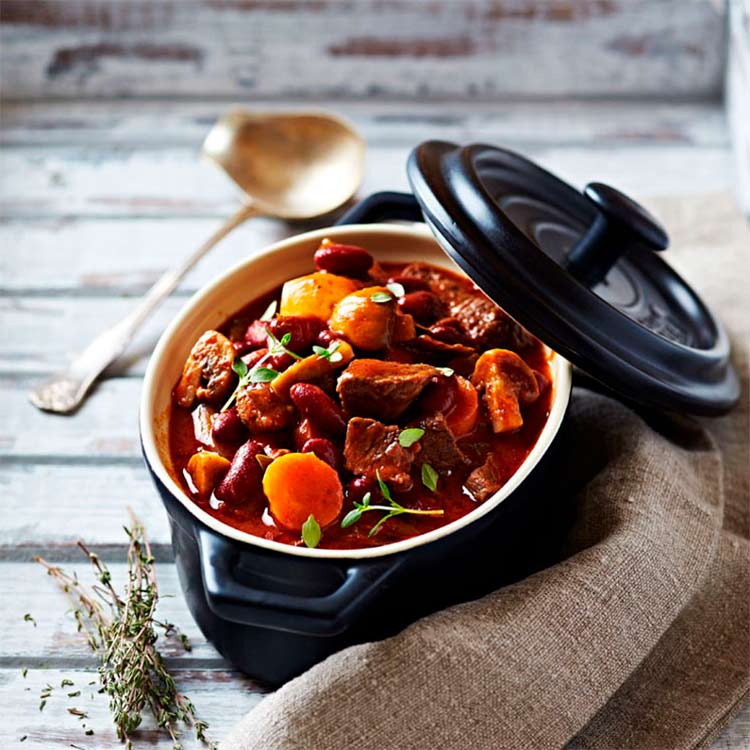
[{"x1": 35, "y1": 513, "x2": 214, "y2": 749}]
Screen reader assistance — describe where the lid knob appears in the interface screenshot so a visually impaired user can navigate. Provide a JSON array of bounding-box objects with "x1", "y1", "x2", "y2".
[{"x1": 566, "y1": 182, "x2": 669, "y2": 287}]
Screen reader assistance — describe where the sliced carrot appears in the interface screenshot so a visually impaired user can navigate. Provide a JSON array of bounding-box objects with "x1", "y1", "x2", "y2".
[
  {"x1": 186, "y1": 451, "x2": 231, "y2": 497},
  {"x1": 262, "y1": 452, "x2": 344, "y2": 532},
  {"x1": 445, "y1": 376, "x2": 480, "y2": 438}
]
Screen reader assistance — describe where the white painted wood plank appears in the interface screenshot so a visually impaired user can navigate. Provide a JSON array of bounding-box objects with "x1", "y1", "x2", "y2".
[
  {"x1": 0, "y1": 141, "x2": 735, "y2": 220},
  {"x1": 726, "y1": 0, "x2": 750, "y2": 215},
  {"x1": 0, "y1": 99, "x2": 731, "y2": 149},
  {"x1": 0, "y1": 0, "x2": 726, "y2": 100},
  {"x1": 1, "y1": 667, "x2": 266, "y2": 749},
  {"x1": 0, "y1": 562, "x2": 219, "y2": 660},
  {"x1": 0, "y1": 216, "x2": 299, "y2": 295},
  {"x1": 0, "y1": 295, "x2": 189, "y2": 375},
  {"x1": 1, "y1": 464, "x2": 170, "y2": 550},
  {"x1": 0, "y1": 377, "x2": 144, "y2": 459}
]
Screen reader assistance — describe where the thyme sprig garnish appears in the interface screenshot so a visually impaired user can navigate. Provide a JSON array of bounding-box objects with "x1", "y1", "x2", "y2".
[
  {"x1": 35, "y1": 514, "x2": 213, "y2": 750},
  {"x1": 265, "y1": 327, "x2": 303, "y2": 361},
  {"x1": 341, "y1": 471, "x2": 444, "y2": 536}
]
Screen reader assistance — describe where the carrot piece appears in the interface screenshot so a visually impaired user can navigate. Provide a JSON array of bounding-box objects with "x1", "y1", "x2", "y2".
[
  {"x1": 445, "y1": 376, "x2": 480, "y2": 438},
  {"x1": 186, "y1": 451, "x2": 231, "y2": 497},
  {"x1": 262, "y1": 452, "x2": 344, "y2": 532}
]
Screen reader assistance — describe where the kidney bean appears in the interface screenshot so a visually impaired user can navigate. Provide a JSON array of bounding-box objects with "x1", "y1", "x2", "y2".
[
  {"x1": 244, "y1": 320, "x2": 268, "y2": 350},
  {"x1": 289, "y1": 383, "x2": 347, "y2": 436},
  {"x1": 293, "y1": 418, "x2": 325, "y2": 450},
  {"x1": 316, "y1": 327, "x2": 342, "y2": 348},
  {"x1": 417, "y1": 375, "x2": 459, "y2": 415},
  {"x1": 314, "y1": 243, "x2": 373, "y2": 277},
  {"x1": 398, "y1": 291, "x2": 446, "y2": 324},
  {"x1": 347, "y1": 475, "x2": 375, "y2": 504},
  {"x1": 211, "y1": 406, "x2": 248, "y2": 444},
  {"x1": 266, "y1": 352, "x2": 294, "y2": 372},
  {"x1": 387, "y1": 274, "x2": 430, "y2": 293},
  {"x1": 301, "y1": 438, "x2": 343, "y2": 471},
  {"x1": 429, "y1": 317, "x2": 466, "y2": 344},
  {"x1": 241, "y1": 347, "x2": 268, "y2": 369},
  {"x1": 215, "y1": 439, "x2": 266, "y2": 505},
  {"x1": 267, "y1": 315, "x2": 325, "y2": 354}
]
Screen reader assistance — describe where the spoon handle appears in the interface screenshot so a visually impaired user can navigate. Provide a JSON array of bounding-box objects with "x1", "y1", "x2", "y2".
[{"x1": 28, "y1": 203, "x2": 260, "y2": 414}]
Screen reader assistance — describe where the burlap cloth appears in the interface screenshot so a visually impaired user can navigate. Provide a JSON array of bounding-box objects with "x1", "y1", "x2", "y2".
[{"x1": 224, "y1": 194, "x2": 749, "y2": 750}]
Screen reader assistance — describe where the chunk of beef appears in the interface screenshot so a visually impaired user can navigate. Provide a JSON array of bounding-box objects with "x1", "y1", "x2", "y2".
[
  {"x1": 236, "y1": 382, "x2": 295, "y2": 434},
  {"x1": 337, "y1": 359, "x2": 440, "y2": 421},
  {"x1": 401, "y1": 263, "x2": 533, "y2": 350},
  {"x1": 344, "y1": 417, "x2": 416, "y2": 489},
  {"x1": 465, "y1": 455, "x2": 506, "y2": 501},
  {"x1": 416, "y1": 413, "x2": 469, "y2": 472},
  {"x1": 400, "y1": 262, "x2": 470, "y2": 308},
  {"x1": 450, "y1": 295, "x2": 533, "y2": 350}
]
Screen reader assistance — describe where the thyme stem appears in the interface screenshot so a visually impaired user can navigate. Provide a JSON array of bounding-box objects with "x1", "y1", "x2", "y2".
[{"x1": 35, "y1": 512, "x2": 214, "y2": 749}]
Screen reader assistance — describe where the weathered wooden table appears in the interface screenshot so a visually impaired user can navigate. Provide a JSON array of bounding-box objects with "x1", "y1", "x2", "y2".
[{"x1": 1, "y1": 99, "x2": 747, "y2": 748}]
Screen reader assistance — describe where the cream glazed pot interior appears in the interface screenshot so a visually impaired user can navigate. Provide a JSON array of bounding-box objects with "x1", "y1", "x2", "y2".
[{"x1": 140, "y1": 222, "x2": 572, "y2": 560}]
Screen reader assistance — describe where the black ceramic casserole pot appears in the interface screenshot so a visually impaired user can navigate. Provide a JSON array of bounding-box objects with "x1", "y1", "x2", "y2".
[{"x1": 140, "y1": 218, "x2": 572, "y2": 685}]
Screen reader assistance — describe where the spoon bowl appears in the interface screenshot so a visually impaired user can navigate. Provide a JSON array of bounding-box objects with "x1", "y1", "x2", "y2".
[
  {"x1": 203, "y1": 109, "x2": 365, "y2": 219},
  {"x1": 29, "y1": 108, "x2": 365, "y2": 414}
]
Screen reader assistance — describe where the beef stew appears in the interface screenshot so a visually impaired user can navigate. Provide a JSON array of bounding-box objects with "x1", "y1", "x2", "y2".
[{"x1": 168, "y1": 240, "x2": 552, "y2": 550}]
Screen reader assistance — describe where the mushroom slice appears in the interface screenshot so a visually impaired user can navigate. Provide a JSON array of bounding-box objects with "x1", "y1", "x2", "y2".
[{"x1": 471, "y1": 349, "x2": 541, "y2": 433}]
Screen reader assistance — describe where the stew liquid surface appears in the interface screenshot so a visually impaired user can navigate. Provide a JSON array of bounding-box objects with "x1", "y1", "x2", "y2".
[{"x1": 168, "y1": 244, "x2": 552, "y2": 550}]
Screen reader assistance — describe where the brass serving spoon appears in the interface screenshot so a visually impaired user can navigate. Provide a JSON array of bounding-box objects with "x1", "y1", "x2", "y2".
[{"x1": 29, "y1": 110, "x2": 365, "y2": 414}]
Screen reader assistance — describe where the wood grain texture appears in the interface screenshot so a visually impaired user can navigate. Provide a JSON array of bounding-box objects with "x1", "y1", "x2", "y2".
[
  {"x1": 0, "y1": 97, "x2": 746, "y2": 748},
  {"x1": 0, "y1": 0, "x2": 727, "y2": 100},
  {"x1": 726, "y1": 0, "x2": 750, "y2": 214}
]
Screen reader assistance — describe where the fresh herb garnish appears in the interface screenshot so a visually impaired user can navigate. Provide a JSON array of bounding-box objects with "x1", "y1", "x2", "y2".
[
  {"x1": 301, "y1": 515, "x2": 322, "y2": 548},
  {"x1": 370, "y1": 291, "x2": 393, "y2": 304},
  {"x1": 386, "y1": 281, "x2": 406, "y2": 298},
  {"x1": 398, "y1": 428, "x2": 425, "y2": 448},
  {"x1": 421, "y1": 463, "x2": 439, "y2": 492},
  {"x1": 35, "y1": 514, "x2": 213, "y2": 749},
  {"x1": 341, "y1": 472, "x2": 443, "y2": 536},
  {"x1": 23, "y1": 613, "x2": 36, "y2": 627},
  {"x1": 312, "y1": 341, "x2": 342, "y2": 362},
  {"x1": 248, "y1": 367, "x2": 280, "y2": 383},
  {"x1": 266, "y1": 328, "x2": 304, "y2": 361},
  {"x1": 260, "y1": 299, "x2": 277, "y2": 321}
]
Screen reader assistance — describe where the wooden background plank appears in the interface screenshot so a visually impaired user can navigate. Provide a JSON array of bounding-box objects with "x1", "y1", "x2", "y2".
[{"x1": 0, "y1": 0, "x2": 727, "y2": 101}]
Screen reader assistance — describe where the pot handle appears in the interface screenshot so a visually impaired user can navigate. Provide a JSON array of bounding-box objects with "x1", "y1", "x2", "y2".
[
  {"x1": 197, "y1": 528, "x2": 403, "y2": 636},
  {"x1": 336, "y1": 191, "x2": 422, "y2": 226}
]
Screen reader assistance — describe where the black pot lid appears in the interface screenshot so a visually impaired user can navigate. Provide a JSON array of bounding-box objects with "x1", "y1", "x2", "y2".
[{"x1": 407, "y1": 141, "x2": 739, "y2": 416}]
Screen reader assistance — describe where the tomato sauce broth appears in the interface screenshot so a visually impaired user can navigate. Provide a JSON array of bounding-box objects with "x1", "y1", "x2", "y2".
[{"x1": 168, "y1": 261, "x2": 552, "y2": 550}]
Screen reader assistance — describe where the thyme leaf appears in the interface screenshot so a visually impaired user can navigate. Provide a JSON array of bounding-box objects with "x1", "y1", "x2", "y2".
[
  {"x1": 421, "y1": 463, "x2": 439, "y2": 492},
  {"x1": 386, "y1": 281, "x2": 406, "y2": 298},
  {"x1": 370, "y1": 291, "x2": 393, "y2": 304},
  {"x1": 248, "y1": 367, "x2": 280, "y2": 383},
  {"x1": 301, "y1": 515, "x2": 322, "y2": 548},
  {"x1": 398, "y1": 428, "x2": 425, "y2": 448}
]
